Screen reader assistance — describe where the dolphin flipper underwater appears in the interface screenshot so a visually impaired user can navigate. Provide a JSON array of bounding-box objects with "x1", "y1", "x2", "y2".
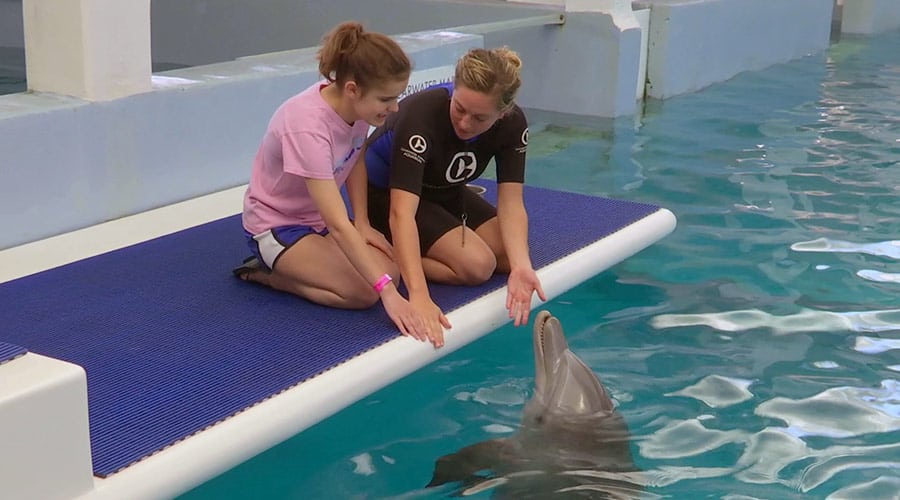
[{"x1": 427, "y1": 311, "x2": 645, "y2": 499}]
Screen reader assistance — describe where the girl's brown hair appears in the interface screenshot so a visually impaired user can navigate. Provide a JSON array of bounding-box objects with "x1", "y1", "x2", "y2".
[
  {"x1": 454, "y1": 47, "x2": 523, "y2": 112},
  {"x1": 317, "y1": 22, "x2": 412, "y2": 92}
]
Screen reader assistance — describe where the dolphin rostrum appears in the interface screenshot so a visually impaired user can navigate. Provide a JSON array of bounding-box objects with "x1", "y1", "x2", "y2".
[{"x1": 427, "y1": 310, "x2": 644, "y2": 498}]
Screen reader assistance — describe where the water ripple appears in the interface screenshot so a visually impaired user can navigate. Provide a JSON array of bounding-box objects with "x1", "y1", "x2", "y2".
[
  {"x1": 639, "y1": 419, "x2": 748, "y2": 459},
  {"x1": 733, "y1": 427, "x2": 900, "y2": 494},
  {"x1": 791, "y1": 237, "x2": 900, "y2": 258},
  {"x1": 454, "y1": 380, "x2": 530, "y2": 406},
  {"x1": 755, "y1": 380, "x2": 900, "y2": 438},
  {"x1": 350, "y1": 453, "x2": 376, "y2": 476},
  {"x1": 666, "y1": 375, "x2": 754, "y2": 408},
  {"x1": 856, "y1": 269, "x2": 900, "y2": 283},
  {"x1": 827, "y1": 476, "x2": 900, "y2": 500},
  {"x1": 483, "y1": 423, "x2": 515, "y2": 434},
  {"x1": 639, "y1": 465, "x2": 733, "y2": 488},
  {"x1": 733, "y1": 427, "x2": 810, "y2": 486},
  {"x1": 651, "y1": 308, "x2": 900, "y2": 334},
  {"x1": 853, "y1": 336, "x2": 900, "y2": 354}
]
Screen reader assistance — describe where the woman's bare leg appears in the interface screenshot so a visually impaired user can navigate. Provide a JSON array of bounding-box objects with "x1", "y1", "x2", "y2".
[
  {"x1": 472, "y1": 217, "x2": 510, "y2": 272},
  {"x1": 422, "y1": 225, "x2": 497, "y2": 285}
]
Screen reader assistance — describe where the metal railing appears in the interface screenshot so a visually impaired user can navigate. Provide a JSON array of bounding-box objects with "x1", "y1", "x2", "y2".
[{"x1": 442, "y1": 13, "x2": 566, "y2": 35}]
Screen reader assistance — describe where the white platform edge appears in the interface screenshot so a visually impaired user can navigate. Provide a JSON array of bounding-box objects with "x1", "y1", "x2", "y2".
[
  {"x1": 0, "y1": 185, "x2": 675, "y2": 500},
  {"x1": 0, "y1": 185, "x2": 249, "y2": 283}
]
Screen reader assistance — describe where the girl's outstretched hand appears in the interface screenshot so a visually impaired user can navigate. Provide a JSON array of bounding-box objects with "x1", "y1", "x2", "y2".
[
  {"x1": 410, "y1": 295, "x2": 452, "y2": 348},
  {"x1": 380, "y1": 285, "x2": 428, "y2": 340}
]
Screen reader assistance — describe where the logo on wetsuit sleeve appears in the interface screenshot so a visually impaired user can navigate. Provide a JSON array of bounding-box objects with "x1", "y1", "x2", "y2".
[
  {"x1": 516, "y1": 127, "x2": 528, "y2": 154},
  {"x1": 445, "y1": 152, "x2": 477, "y2": 183},
  {"x1": 401, "y1": 134, "x2": 428, "y2": 163}
]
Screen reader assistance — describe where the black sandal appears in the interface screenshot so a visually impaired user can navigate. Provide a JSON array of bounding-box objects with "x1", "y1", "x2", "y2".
[{"x1": 232, "y1": 256, "x2": 262, "y2": 280}]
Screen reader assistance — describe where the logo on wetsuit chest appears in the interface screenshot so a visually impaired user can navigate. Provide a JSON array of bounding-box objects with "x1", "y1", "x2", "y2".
[{"x1": 445, "y1": 152, "x2": 477, "y2": 183}]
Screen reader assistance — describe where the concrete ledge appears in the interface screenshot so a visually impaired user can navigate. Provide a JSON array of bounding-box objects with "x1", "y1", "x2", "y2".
[
  {"x1": 0, "y1": 31, "x2": 478, "y2": 251},
  {"x1": 637, "y1": 0, "x2": 833, "y2": 99},
  {"x1": 0, "y1": 353, "x2": 94, "y2": 500}
]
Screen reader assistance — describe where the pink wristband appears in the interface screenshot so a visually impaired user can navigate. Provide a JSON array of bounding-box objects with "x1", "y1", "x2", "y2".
[{"x1": 373, "y1": 274, "x2": 393, "y2": 294}]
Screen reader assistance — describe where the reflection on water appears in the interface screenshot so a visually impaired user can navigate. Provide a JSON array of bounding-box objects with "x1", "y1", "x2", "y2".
[
  {"x1": 651, "y1": 307, "x2": 900, "y2": 334},
  {"x1": 755, "y1": 380, "x2": 900, "y2": 438},
  {"x1": 665, "y1": 374, "x2": 754, "y2": 408},
  {"x1": 791, "y1": 237, "x2": 900, "y2": 258}
]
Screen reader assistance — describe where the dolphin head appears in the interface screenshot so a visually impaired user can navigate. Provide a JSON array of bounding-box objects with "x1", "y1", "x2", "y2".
[
  {"x1": 426, "y1": 311, "x2": 640, "y2": 496},
  {"x1": 528, "y1": 311, "x2": 615, "y2": 419}
]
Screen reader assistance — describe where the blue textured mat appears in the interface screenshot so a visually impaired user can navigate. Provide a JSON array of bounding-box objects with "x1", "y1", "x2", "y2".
[
  {"x1": 0, "y1": 341, "x2": 26, "y2": 365},
  {"x1": 0, "y1": 182, "x2": 659, "y2": 476}
]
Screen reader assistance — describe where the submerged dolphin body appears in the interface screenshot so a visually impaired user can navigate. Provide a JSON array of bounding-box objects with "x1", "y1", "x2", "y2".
[{"x1": 428, "y1": 311, "x2": 642, "y2": 499}]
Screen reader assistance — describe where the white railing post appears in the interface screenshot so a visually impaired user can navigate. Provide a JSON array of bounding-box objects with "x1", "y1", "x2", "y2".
[{"x1": 22, "y1": 0, "x2": 152, "y2": 101}]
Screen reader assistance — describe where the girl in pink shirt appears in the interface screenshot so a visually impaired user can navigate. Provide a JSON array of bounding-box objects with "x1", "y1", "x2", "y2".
[{"x1": 236, "y1": 22, "x2": 433, "y2": 345}]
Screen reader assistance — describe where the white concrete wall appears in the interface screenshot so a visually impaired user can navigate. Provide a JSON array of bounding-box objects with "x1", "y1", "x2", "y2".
[
  {"x1": 1, "y1": 0, "x2": 860, "y2": 249},
  {"x1": 150, "y1": 0, "x2": 557, "y2": 67},
  {"x1": 1, "y1": 0, "x2": 643, "y2": 250},
  {"x1": 0, "y1": 32, "x2": 480, "y2": 251},
  {"x1": 634, "y1": 8, "x2": 650, "y2": 100},
  {"x1": 497, "y1": 11, "x2": 644, "y2": 117},
  {"x1": 637, "y1": 0, "x2": 834, "y2": 99},
  {"x1": 842, "y1": 0, "x2": 900, "y2": 34}
]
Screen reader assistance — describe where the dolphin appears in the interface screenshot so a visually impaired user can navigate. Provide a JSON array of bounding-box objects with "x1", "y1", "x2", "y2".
[{"x1": 427, "y1": 310, "x2": 644, "y2": 499}]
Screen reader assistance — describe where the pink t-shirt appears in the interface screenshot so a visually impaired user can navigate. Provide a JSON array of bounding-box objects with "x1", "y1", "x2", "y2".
[{"x1": 242, "y1": 82, "x2": 369, "y2": 234}]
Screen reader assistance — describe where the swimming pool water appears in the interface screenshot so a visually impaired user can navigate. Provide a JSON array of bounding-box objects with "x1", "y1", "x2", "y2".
[
  {"x1": 0, "y1": 47, "x2": 26, "y2": 96},
  {"x1": 181, "y1": 29, "x2": 900, "y2": 499}
]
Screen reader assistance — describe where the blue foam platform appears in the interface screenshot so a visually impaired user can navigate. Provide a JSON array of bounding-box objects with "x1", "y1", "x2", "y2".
[
  {"x1": 0, "y1": 341, "x2": 26, "y2": 365},
  {"x1": 0, "y1": 182, "x2": 659, "y2": 476}
]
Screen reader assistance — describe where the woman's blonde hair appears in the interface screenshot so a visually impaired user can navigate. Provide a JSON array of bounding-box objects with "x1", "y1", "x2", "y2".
[
  {"x1": 318, "y1": 22, "x2": 411, "y2": 91},
  {"x1": 454, "y1": 47, "x2": 523, "y2": 112}
]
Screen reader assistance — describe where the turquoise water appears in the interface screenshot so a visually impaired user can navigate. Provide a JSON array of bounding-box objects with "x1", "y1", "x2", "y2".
[{"x1": 182, "y1": 29, "x2": 900, "y2": 499}]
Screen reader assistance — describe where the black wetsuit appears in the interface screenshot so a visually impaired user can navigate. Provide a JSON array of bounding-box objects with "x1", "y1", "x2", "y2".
[{"x1": 366, "y1": 83, "x2": 528, "y2": 252}]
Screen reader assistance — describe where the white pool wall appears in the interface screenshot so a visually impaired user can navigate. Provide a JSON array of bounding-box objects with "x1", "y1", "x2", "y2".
[
  {"x1": 0, "y1": 31, "x2": 480, "y2": 251},
  {"x1": 841, "y1": 0, "x2": 900, "y2": 34},
  {"x1": 1, "y1": 1, "x2": 884, "y2": 251},
  {"x1": 635, "y1": 0, "x2": 835, "y2": 99}
]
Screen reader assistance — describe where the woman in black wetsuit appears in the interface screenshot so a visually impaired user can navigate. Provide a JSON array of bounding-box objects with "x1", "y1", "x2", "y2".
[{"x1": 364, "y1": 47, "x2": 546, "y2": 347}]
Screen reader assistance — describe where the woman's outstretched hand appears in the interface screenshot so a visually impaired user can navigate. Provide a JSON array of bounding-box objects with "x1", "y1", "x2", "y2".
[
  {"x1": 357, "y1": 223, "x2": 394, "y2": 259},
  {"x1": 506, "y1": 267, "x2": 546, "y2": 327}
]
